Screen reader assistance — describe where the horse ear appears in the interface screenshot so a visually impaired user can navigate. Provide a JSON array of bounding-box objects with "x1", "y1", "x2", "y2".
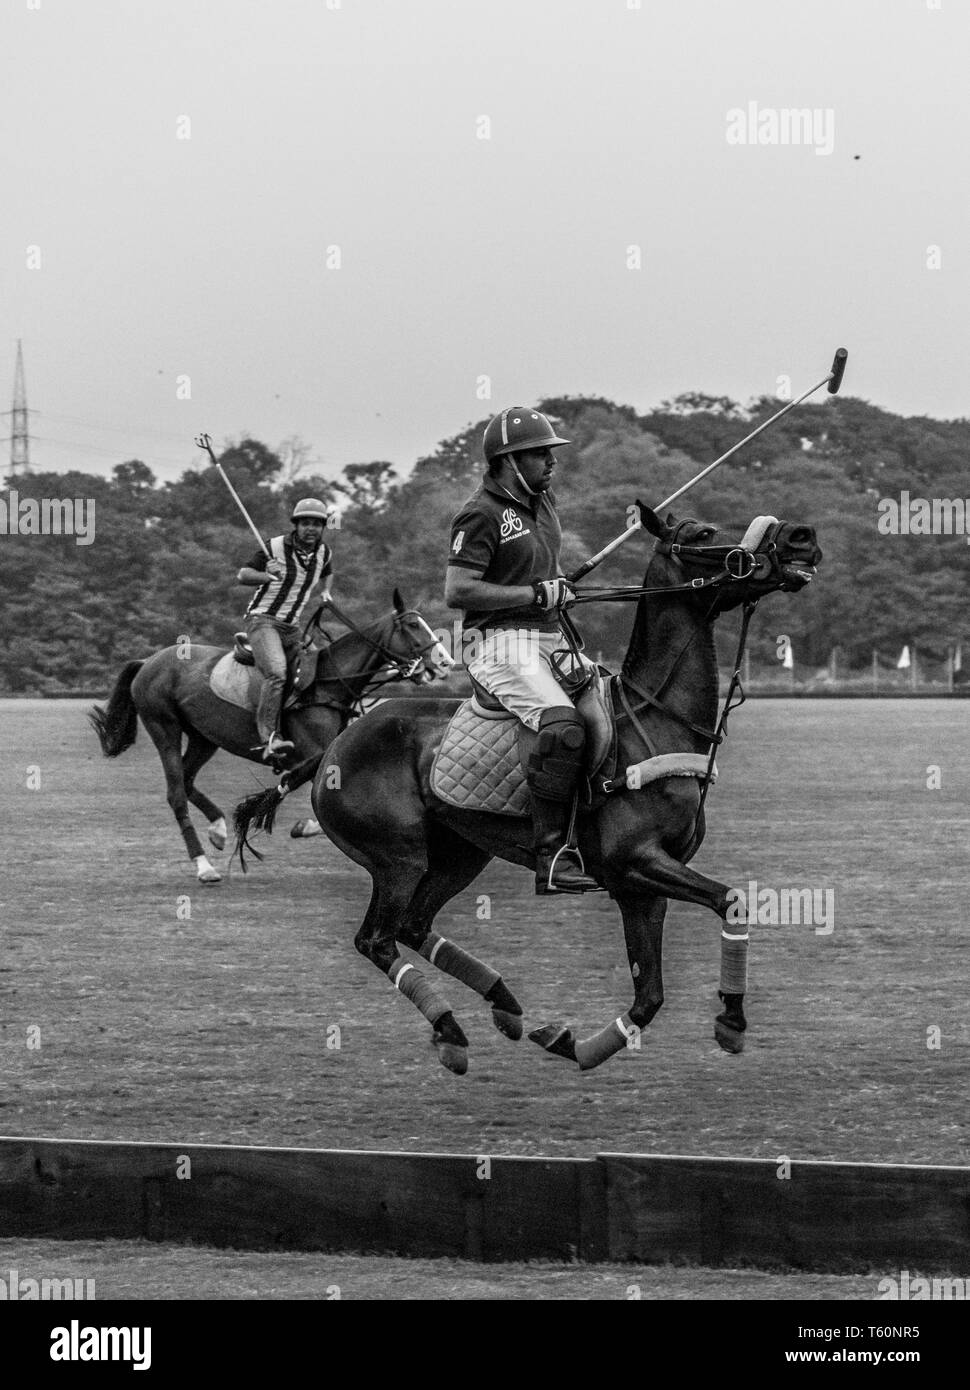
[
  {"x1": 635, "y1": 501, "x2": 665, "y2": 537},
  {"x1": 392, "y1": 588, "x2": 405, "y2": 614}
]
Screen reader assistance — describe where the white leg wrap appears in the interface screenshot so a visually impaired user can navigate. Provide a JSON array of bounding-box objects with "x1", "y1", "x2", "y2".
[
  {"x1": 574, "y1": 1013, "x2": 639, "y2": 1070},
  {"x1": 195, "y1": 855, "x2": 221, "y2": 882}
]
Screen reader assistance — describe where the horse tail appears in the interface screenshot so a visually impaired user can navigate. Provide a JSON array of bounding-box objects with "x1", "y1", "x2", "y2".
[
  {"x1": 232, "y1": 784, "x2": 287, "y2": 872},
  {"x1": 88, "y1": 660, "x2": 144, "y2": 757}
]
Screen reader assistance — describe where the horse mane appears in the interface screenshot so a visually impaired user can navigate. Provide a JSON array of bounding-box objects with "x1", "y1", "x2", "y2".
[{"x1": 620, "y1": 530, "x2": 720, "y2": 714}]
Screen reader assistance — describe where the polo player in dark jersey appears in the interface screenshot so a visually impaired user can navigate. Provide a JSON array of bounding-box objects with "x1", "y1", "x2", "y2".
[
  {"x1": 445, "y1": 407, "x2": 600, "y2": 894},
  {"x1": 237, "y1": 497, "x2": 333, "y2": 761}
]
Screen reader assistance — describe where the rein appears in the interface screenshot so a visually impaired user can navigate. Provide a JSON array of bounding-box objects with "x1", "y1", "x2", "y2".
[
  {"x1": 570, "y1": 574, "x2": 732, "y2": 603},
  {"x1": 301, "y1": 600, "x2": 435, "y2": 711}
]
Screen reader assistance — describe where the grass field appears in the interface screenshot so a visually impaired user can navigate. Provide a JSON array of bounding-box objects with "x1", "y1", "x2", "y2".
[
  {"x1": 0, "y1": 1238, "x2": 891, "y2": 1301},
  {"x1": 2, "y1": 696, "x2": 966, "y2": 1162},
  {"x1": 0, "y1": 697, "x2": 967, "y2": 1297}
]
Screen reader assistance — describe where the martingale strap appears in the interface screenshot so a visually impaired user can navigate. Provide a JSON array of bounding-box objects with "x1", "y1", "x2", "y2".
[
  {"x1": 692, "y1": 598, "x2": 755, "y2": 825},
  {"x1": 604, "y1": 598, "x2": 757, "y2": 808},
  {"x1": 569, "y1": 523, "x2": 771, "y2": 805},
  {"x1": 619, "y1": 669, "x2": 723, "y2": 745}
]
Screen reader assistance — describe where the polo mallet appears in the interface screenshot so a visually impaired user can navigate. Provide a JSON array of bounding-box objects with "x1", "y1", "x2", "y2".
[
  {"x1": 568, "y1": 348, "x2": 848, "y2": 583},
  {"x1": 195, "y1": 432, "x2": 270, "y2": 557}
]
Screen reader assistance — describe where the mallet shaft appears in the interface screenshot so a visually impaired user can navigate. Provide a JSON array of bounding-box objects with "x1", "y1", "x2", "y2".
[
  {"x1": 569, "y1": 350, "x2": 847, "y2": 583},
  {"x1": 196, "y1": 433, "x2": 270, "y2": 556},
  {"x1": 655, "y1": 371, "x2": 831, "y2": 512}
]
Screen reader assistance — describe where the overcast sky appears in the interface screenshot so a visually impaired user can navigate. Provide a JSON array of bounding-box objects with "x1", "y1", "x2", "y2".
[{"x1": 2, "y1": 0, "x2": 967, "y2": 482}]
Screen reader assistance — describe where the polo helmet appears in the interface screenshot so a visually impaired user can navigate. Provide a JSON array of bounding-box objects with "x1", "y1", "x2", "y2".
[
  {"x1": 482, "y1": 408, "x2": 570, "y2": 464},
  {"x1": 290, "y1": 497, "x2": 331, "y2": 523}
]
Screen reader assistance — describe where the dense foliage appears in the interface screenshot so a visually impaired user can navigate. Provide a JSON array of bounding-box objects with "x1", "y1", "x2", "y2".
[{"x1": 1, "y1": 394, "x2": 967, "y2": 693}]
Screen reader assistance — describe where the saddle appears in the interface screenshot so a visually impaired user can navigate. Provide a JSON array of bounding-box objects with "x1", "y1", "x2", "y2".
[
  {"x1": 431, "y1": 668, "x2": 718, "y2": 816},
  {"x1": 431, "y1": 670, "x2": 616, "y2": 817},
  {"x1": 208, "y1": 634, "x2": 320, "y2": 715}
]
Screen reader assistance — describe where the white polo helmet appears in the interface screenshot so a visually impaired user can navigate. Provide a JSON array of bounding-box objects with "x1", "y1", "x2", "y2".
[{"x1": 290, "y1": 497, "x2": 331, "y2": 523}]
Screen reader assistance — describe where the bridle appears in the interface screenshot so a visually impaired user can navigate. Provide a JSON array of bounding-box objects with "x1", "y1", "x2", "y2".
[
  {"x1": 302, "y1": 599, "x2": 443, "y2": 709},
  {"x1": 568, "y1": 519, "x2": 806, "y2": 814},
  {"x1": 569, "y1": 520, "x2": 789, "y2": 608}
]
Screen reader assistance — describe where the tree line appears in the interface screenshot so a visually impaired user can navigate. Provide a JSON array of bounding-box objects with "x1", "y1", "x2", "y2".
[{"x1": 1, "y1": 392, "x2": 967, "y2": 693}]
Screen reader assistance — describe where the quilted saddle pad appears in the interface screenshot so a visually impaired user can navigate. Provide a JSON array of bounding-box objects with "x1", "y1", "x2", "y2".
[{"x1": 431, "y1": 699, "x2": 530, "y2": 817}]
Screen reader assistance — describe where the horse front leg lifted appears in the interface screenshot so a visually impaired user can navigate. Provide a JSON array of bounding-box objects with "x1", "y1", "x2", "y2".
[
  {"x1": 530, "y1": 891, "x2": 667, "y2": 1070},
  {"x1": 529, "y1": 848, "x2": 747, "y2": 1066},
  {"x1": 621, "y1": 849, "x2": 748, "y2": 1054}
]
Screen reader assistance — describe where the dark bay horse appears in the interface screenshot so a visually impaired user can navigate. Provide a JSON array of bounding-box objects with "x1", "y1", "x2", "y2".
[
  {"x1": 303, "y1": 509, "x2": 822, "y2": 1072},
  {"x1": 89, "y1": 592, "x2": 452, "y2": 883}
]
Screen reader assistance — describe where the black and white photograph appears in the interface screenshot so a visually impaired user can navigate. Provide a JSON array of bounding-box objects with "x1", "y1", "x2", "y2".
[{"x1": 0, "y1": 0, "x2": 966, "y2": 1345}]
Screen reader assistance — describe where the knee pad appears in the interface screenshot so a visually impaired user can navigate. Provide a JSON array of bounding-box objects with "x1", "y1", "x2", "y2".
[
  {"x1": 529, "y1": 707, "x2": 586, "y2": 800},
  {"x1": 536, "y1": 706, "x2": 585, "y2": 751}
]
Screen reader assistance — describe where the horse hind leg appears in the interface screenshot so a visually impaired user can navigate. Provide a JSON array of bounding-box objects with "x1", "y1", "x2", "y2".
[
  {"x1": 396, "y1": 834, "x2": 524, "y2": 1042},
  {"x1": 141, "y1": 715, "x2": 221, "y2": 884},
  {"x1": 355, "y1": 871, "x2": 472, "y2": 1076},
  {"x1": 182, "y1": 732, "x2": 226, "y2": 851}
]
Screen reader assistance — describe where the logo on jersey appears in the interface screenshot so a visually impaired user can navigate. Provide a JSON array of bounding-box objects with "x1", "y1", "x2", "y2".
[
  {"x1": 452, "y1": 530, "x2": 466, "y2": 555},
  {"x1": 500, "y1": 508, "x2": 524, "y2": 540}
]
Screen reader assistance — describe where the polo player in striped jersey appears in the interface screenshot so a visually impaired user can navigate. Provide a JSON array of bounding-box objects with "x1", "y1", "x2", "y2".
[{"x1": 237, "y1": 497, "x2": 334, "y2": 760}]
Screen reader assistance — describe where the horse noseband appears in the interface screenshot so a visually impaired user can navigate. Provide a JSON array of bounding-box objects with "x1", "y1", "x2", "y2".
[{"x1": 723, "y1": 547, "x2": 757, "y2": 580}]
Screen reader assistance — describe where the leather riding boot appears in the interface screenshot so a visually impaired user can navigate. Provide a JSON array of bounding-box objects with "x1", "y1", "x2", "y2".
[{"x1": 527, "y1": 707, "x2": 601, "y2": 895}]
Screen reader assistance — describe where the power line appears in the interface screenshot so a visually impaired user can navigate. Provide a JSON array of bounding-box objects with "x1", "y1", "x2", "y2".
[
  {"x1": 28, "y1": 434, "x2": 195, "y2": 471},
  {"x1": 33, "y1": 410, "x2": 200, "y2": 446}
]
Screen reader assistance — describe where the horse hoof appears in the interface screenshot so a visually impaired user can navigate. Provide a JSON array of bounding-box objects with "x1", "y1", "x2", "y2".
[
  {"x1": 290, "y1": 819, "x2": 322, "y2": 839},
  {"x1": 197, "y1": 868, "x2": 222, "y2": 885},
  {"x1": 714, "y1": 1018, "x2": 745, "y2": 1054},
  {"x1": 433, "y1": 1038, "x2": 468, "y2": 1075},
  {"x1": 207, "y1": 819, "x2": 228, "y2": 851},
  {"x1": 491, "y1": 1007, "x2": 523, "y2": 1041},
  {"x1": 528, "y1": 1022, "x2": 577, "y2": 1063}
]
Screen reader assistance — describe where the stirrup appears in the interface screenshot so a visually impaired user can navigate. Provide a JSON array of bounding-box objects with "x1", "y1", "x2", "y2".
[
  {"x1": 537, "y1": 842, "x2": 603, "y2": 894},
  {"x1": 261, "y1": 733, "x2": 294, "y2": 761},
  {"x1": 549, "y1": 842, "x2": 587, "y2": 878}
]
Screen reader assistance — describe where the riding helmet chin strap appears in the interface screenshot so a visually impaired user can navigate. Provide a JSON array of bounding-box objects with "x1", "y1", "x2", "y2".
[{"x1": 508, "y1": 458, "x2": 538, "y2": 497}]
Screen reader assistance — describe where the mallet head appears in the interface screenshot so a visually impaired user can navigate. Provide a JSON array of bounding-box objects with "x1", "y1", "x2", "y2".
[{"x1": 827, "y1": 348, "x2": 848, "y2": 394}]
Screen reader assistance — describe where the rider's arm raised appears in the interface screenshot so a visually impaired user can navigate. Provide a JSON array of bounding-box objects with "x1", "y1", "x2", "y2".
[{"x1": 312, "y1": 542, "x2": 334, "y2": 602}]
